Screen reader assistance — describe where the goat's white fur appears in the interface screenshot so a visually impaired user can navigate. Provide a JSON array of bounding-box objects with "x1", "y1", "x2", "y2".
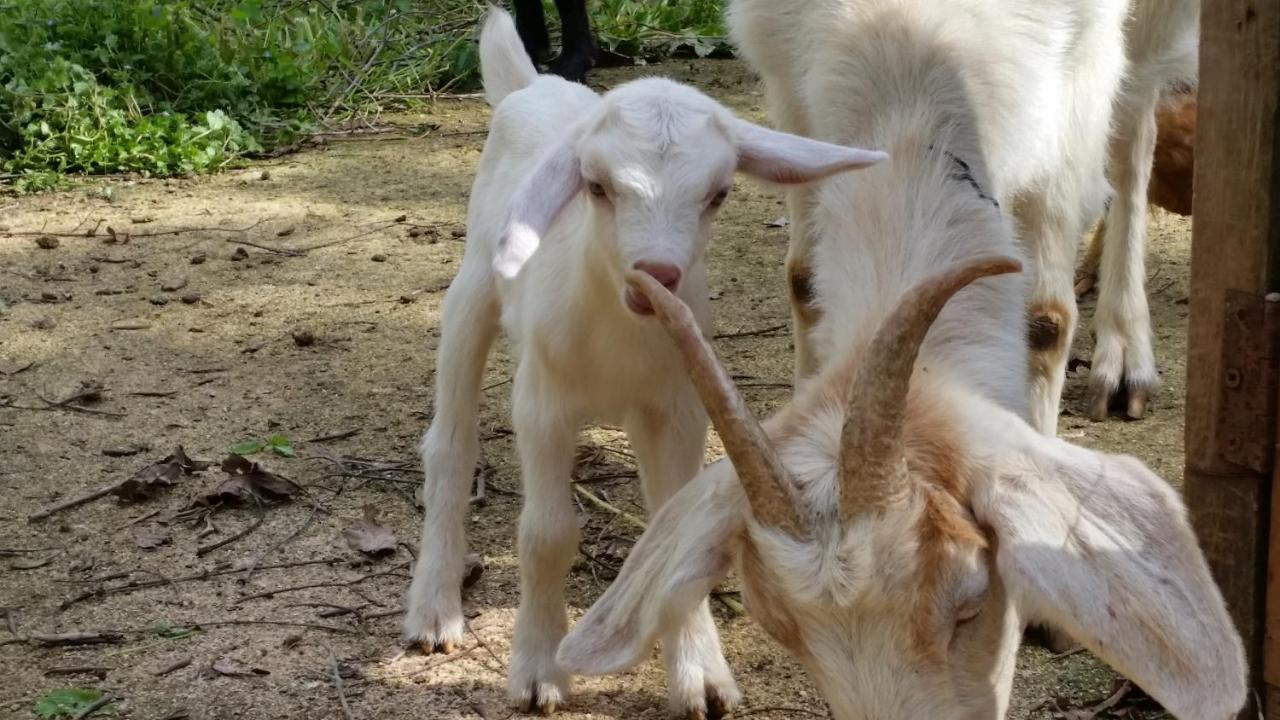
[
  {"x1": 404, "y1": 8, "x2": 884, "y2": 715},
  {"x1": 1087, "y1": 2, "x2": 1199, "y2": 420},
  {"x1": 556, "y1": 1, "x2": 1246, "y2": 718},
  {"x1": 737, "y1": 0, "x2": 1195, "y2": 432}
]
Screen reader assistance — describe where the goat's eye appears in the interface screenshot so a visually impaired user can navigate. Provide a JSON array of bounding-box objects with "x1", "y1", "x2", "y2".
[
  {"x1": 709, "y1": 188, "x2": 730, "y2": 207},
  {"x1": 587, "y1": 181, "x2": 607, "y2": 198}
]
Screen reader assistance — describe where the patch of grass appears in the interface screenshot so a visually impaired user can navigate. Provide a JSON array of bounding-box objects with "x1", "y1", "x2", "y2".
[
  {"x1": 34, "y1": 688, "x2": 113, "y2": 719},
  {"x1": 0, "y1": 0, "x2": 727, "y2": 191},
  {"x1": 588, "y1": 0, "x2": 730, "y2": 60}
]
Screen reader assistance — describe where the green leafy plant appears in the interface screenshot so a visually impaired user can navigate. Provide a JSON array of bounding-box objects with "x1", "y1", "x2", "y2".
[
  {"x1": 231, "y1": 434, "x2": 294, "y2": 457},
  {"x1": 35, "y1": 688, "x2": 113, "y2": 719},
  {"x1": 1, "y1": 0, "x2": 727, "y2": 191}
]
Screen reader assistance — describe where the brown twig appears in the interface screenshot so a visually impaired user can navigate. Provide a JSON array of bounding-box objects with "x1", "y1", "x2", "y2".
[
  {"x1": 328, "y1": 647, "x2": 356, "y2": 720},
  {"x1": 465, "y1": 620, "x2": 507, "y2": 672},
  {"x1": 226, "y1": 238, "x2": 305, "y2": 256},
  {"x1": 60, "y1": 557, "x2": 344, "y2": 609},
  {"x1": 70, "y1": 694, "x2": 116, "y2": 720},
  {"x1": 195, "y1": 509, "x2": 266, "y2": 556},
  {"x1": 240, "y1": 503, "x2": 322, "y2": 582},
  {"x1": 154, "y1": 656, "x2": 192, "y2": 677},
  {"x1": 193, "y1": 619, "x2": 355, "y2": 635},
  {"x1": 43, "y1": 666, "x2": 109, "y2": 678},
  {"x1": 237, "y1": 564, "x2": 410, "y2": 603},
  {"x1": 29, "y1": 480, "x2": 128, "y2": 522},
  {"x1": 305, "y1": 429, "x2": 362, "y2": 443},
  {"x1": 713, "y1": 323, "x2": 788, "y2": 339},
  {"x1": 30, "y1": 631, "x2": 124, "y2": 646},
  {"x1": 37, "y1": 390, "x2": 127, "y2": 417},
  {"x1": 296, "y1": 222, "x2": 398, "y2": 253},
  {"x1": 572, "y1": 485, "x2": 647, "y2": 531}
]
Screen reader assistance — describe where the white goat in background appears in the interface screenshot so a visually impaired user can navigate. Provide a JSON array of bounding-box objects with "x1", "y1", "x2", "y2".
[
  {"x1": 403, "y1": 8, "x2": 884, "y2": 717},
  {"x1": 743, "y1": 0, "x2": 1198, "y2": 431},
  {"x1": 556, "y1": 1, "x2": 1246, "y2": 717}
]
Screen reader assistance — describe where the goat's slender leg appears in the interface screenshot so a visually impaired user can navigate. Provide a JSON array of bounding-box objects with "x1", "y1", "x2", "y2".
[
  {"x1": 1087, "y1": 86, "x2": 1160, "y2": 421},
  {"x1": 404, "y1": 256, "x2": 500, "y2": 654},
  {"x1": 508, "y1": 364, "x2": 582, "y2": 715},
  {"x1": 762, "y1": 79, "x2": 821, "y2": 385},
  {"x1": 1021, "y1": 195, "x2": 1083, "y2": 437},
  {"x1": 547, "y1": 0, "x2": 596, "y2": 83},
  {"x1": 511, "y1": 0, "x2": 551, "y2": 63},
  {"x1": 626, "y1": 399, "x2": 739, "y2": 719},
  {"x1": 1075, "y1": 216, "x2": 1106, "y2": 297}
]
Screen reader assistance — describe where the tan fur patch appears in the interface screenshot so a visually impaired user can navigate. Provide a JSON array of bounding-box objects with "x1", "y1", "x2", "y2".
[
  {"x1": 739, "y1": 533, "x2": 811, "y2": 660},
  {"x1": 1027, "y1": 300, "x2": 1069, "y2": 353}
]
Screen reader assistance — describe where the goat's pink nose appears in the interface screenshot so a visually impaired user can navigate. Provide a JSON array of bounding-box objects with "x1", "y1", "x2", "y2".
[{"x1": 633, "y1": 261, "x2": 681, "y2": 290}]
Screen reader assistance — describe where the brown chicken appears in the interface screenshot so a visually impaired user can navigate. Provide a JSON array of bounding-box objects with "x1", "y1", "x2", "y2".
[{"x1": 1076, "y1": 86, "x2": 1196, "y2": 295}]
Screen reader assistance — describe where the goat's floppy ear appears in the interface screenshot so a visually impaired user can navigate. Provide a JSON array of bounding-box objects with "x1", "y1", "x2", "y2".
[
  {"x1": 975, "y1": 427, "x2": 1247, "y2": 720},
  {"x1": 492, "y1": 135, "x2": 583, "y2": 279},
  {"x1": 557, "y1": 462, "x2": 744, "y2": 674},
  {"x1": 733, "y1": 119, "x2": 887, "y2": 184}
]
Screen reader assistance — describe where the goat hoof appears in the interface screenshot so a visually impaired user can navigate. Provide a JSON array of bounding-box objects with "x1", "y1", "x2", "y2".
[
  {"x1": 1086, "y1": 386, "x2": 1110, "y2": 422},
  {"x1": 704, "y1": 688, "x2": 731, "y2": 720},
  {"x1": 520, "y1": 685, "x2": 559, "y2": 716},
  {"x1": 1125, "y1": 387, "x2": 1149, "y2": 420}
]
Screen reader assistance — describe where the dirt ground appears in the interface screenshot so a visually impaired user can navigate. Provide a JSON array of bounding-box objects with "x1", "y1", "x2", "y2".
[{"x1": 0, "y1": 60, "x2": 1192, "y2": 720}]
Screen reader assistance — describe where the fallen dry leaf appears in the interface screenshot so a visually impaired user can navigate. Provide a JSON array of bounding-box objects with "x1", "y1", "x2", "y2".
[
  {"x1": 342, "y1": 505, "x2": 397, "y2": 557},
  {"x1": 9, "y1": 556, "x2": 53, "y2": 570},
  {"x1": 189, "y1": 455, "x2": 301, "y2": 508},
  {"x1": 209, "y1": 656, "x2": 269, "y2": 677},
  {"x1": 113, "y1": 446, "x2": 212, "y2": 502}
]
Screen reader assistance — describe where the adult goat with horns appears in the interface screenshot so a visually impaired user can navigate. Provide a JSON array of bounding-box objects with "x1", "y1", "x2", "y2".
[{"x1": 557, "y1": 1, "x2": 1246, "y2": 718}]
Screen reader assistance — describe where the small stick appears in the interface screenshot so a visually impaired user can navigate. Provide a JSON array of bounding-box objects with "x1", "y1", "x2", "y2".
[
  {"x1": 154, "y1": 656, "x2": 192, "y2": 676},
  {"x1": 43, "y1": 666, "x2": 109, "y2": 678},
  {"x1": 60, "y1": 557, "x2": 344, "y2": 608},
  {"x1": 305, "y1": 429, "x2": 361, "y2": 443},
  {"x1": 117, "y1": 509, "x2": 160, "y2": 531},
  {"x1": 329, "y1": 647, "x2": 356, "y2": 720},
  {"x1": 70, "y1": 695, "x2": 115, "y2": 720},
  {"x1": 195, "y1": 510, "x2": 266, "y2": 556},
  {"x1": 193, "y1": 619, "x2": 354, "y2": 635},
  {"x1": 572, "y1": 485, "x2": 647, "y2": 531},
  {"x1": 30, "y1": 631, "x2": 124, "y2": 646},
  {"x1": 29, "y1": 480, "x2": 127, "y2": 521},
  {"x1": 226, "y1": 238, "x2": 304, "y2": 256},
  {"x1": 237, "y1": 565, "x2": 410, "y2": 603},
  {"x1": 713, "y1": 323, "x2": 788, "y2": 340},
  {"x1": 465, "y1": 621, "x2": 507, "y2": 672},
  {"x1": 240, "y1": 504, "x2": 321, "y2": 582}
]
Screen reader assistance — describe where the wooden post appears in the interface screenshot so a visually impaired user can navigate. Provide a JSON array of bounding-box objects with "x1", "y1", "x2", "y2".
[{"x1": 1188, "y1": 0, "x2": 1280, "y2": 715}]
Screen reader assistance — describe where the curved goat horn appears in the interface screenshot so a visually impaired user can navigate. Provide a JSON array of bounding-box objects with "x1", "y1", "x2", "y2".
[
  {"x1": 838, "y1": 255, "x2": 1022, "y2": 520},
  {"x1": 626, "y1": 271, "x2": 805, "y2": 536}
]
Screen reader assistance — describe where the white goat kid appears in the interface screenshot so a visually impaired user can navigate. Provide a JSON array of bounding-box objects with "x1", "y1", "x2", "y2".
[
  {"x1": 1086, "y1": 1, "x2": 1199, "y2": 420},
  {"x1": 733, "y1": 0, "x2": 1192, "y2": 432},
  {"x1": 403, "y1": 9, "x2": 884, "y2": 717}
]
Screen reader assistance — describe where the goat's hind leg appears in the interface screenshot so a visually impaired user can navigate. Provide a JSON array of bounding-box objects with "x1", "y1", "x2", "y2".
[
  {"x1": 627, "y1": 400, "x2": 740, "y2": 719},
  {"x1": 1087, "y1": 86, "x2": 1160, "y2": 421},
  {"x1": 404, "y1": 256, "x2": 500, "y2": 654},
  {"x1": 508, "y1": 367, "x2": 582, "y2": 715}
]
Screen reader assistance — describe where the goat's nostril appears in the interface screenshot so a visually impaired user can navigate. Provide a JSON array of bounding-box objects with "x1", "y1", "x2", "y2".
[{"x1": 633, "y1": 261, "x2": 682, "y2": 290}]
